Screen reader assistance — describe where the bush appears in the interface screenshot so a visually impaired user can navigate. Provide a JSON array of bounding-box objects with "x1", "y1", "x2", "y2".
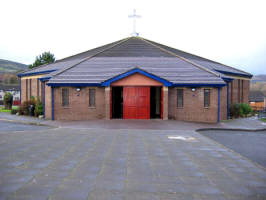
[
  {"x1": 230, "y1": 104, "x2": 240, "y2": 118},
  {"x1": 240, "y1": 103, "x2": 253, "y2": 117},
  {"x1": 19, "y1": 97, "x2": 43, "y2": 117},
  {"x1": 34, "y1": 98, "x2": 43, "y2": 117},
  {"x1": 3, "y1": 92, "x2": 13, "y2": 110},
  {"x1": 21, "y1": 99, "x2": 36, "y2": 115},
  {"x1": 11, "y1": 109, "x2": 18, "y2": 115},
  {"x1": 18, "y1": 106, "x2": 24, "y2": 115},
  {"x1": 230, "y1": 103, "x2": 253, "y2": 118}
]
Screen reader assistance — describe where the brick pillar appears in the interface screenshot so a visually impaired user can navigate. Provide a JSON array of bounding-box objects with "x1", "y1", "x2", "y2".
[
  {"x1": 105, "y1": 87, "x2": 111, "y2": 120},
  {"x1": 163, "y1": 86, "x2": 168, "y2": 120}
]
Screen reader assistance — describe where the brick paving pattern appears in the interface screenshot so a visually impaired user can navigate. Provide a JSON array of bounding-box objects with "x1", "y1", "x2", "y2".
[{"x1": 0, "y1": 127, "x2": 265, "y2": 200}]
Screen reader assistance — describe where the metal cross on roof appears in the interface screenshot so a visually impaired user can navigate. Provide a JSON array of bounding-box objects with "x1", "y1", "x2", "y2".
[{"x1": 128, "y1": 9, "x2": 141, "y2": 37}]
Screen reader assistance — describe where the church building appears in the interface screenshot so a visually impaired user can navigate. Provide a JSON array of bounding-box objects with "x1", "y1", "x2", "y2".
[{"x1": 18, "y1": 37, "x2": 252, "y2": 123}]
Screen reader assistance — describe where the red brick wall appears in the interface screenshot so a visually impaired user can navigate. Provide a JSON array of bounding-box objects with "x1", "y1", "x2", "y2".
[
  {"x1": 31, "y1": 78, "x2": 37, "y2": 98},
  {"x1": 44, "y1": 84, "x2": 52, "y2": 119},
  {"x1": 53, "y1": 87, "x2": 105, "y2": 120},
  {"x1": 220, "y1": 85, "x2": 228, "y2": 121},
  {"x1": 19, "y1": 77, "x2": 250, "y2": 122},
  {"x1": 230, "y1": 79, "x2": 250, "y2": 104},
  {"x1": 21, "y1": 79, "x2": 27, "y2": 103},
  {"x1": 168, "y1": 87, "x2": 221, "y2": 123},
  {"x1": 242, "y1": 80, "x2": 250, "y2": 104},
  {"x1": 20, "y1": 78, "x2": 42, "y2": 102}
]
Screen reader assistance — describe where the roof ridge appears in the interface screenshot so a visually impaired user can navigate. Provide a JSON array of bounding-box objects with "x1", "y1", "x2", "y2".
[
  {"x1": 139, "y1": 37, "x2": 221, "y2": 78},
  {"x1": 144, "y1": 38, "x2": 251, "y2": 76},
  {"x1": 50, "y1": 37, "x2": 131, "y2": 78}
]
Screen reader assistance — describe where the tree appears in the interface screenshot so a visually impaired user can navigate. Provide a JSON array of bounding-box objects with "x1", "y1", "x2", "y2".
[
  {"x1": 4, "y1": 92, "x2": 13, "y2": 110},
  {"x1": 29, "y1": 52, "x2": 55, "y2": 69}
]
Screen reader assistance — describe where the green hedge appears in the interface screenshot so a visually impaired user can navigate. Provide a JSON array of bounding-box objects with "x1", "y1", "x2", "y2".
[
  {"x1": 18, "y1": 97, "x2": 43, "y2": 117},
  {"x1": 230, "y1": 103, "x2": 253, "y2": 118}
]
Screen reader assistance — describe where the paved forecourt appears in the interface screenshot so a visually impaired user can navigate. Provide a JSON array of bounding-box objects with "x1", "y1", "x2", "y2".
[{"x1": 0, "y1": 126, "x2": 265, "y2": 200}]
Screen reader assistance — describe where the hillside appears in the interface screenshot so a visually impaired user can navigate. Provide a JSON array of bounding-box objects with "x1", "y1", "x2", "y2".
[
  {"x1": 251, "y1": 74, "x2": 266, "y2": 96},
  {"x1": 0, "y1": 59, "x2": 27, "y2": 73},
  {"x1": 251, "y1": 74, "x2": 266, "y2": 83}
]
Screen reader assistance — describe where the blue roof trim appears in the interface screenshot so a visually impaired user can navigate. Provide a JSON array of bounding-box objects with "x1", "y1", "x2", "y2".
[
  {"x1": 101, "y1": 68, "x2": 172, "y2": 86},
  {"x1": 38, "y1": 77, "x2": 52, "y2": 82},
  {"x1": 215, "y1": 70, "x2": 252, "y2": 78},
  {"x1": 47, "y1": 83, "x2": 102, "y2": 87},
  {"x1": 18, "y1": 70, "x2": 57, "y2": 77},
  {"x1": 222, "y1": 77, "x2": 234, "y2": 82},
  {"x1": 47, "y1": 82, "x2": 226, "y2": 88},
  {"x1": 172, "y1": 83, "x2": 226, "y2": 87}
]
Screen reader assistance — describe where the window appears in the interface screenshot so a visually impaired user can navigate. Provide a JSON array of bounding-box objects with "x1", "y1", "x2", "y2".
[
  {"x1": 204, "y1": 89, "x2": 210, "y2": 107},
  {"x1": 89, "y1": 89, "x2": 96, "y2": 107},
  {"x1": 177, "y1": 89, "x2": 183, "y2": 108},
  {"x1": 62, "y1": 88, "x2": 69, "y2": 107}
]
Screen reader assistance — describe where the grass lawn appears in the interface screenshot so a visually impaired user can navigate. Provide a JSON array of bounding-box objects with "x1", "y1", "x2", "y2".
[
  {"x1": 0, "y1": 106, "x2": 18, "y2": 113},
  {"x1": 0, "y1": 107, "x2": 11, "y2": 113},
  {"x1": 260, "y1": 118, "x2": 266, "y2": 122}
]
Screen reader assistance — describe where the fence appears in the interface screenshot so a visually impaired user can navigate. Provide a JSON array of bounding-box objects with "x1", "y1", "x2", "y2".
[{"x1": 250, "y1": 106, "x2": 265, "y2": 111}]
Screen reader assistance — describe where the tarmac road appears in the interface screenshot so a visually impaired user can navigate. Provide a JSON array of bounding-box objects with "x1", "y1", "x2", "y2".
[
  {"x1": 199, "y1": 130, "x2": 266, "y2": 168},
  {"x1": 0, "y1": 120, "x2": 50, "y2": 132}
]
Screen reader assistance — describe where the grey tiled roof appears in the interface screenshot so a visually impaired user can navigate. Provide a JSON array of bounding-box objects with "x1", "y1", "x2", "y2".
[
  {"x1": 19, "y1": 37, "x2": 252, "y2": 85},
  {"x1": 145, "y1": 39, "x2": 252, "y2": 77},
  {"x1": 23, "y1": 59, "x2": 81, "y2": 75},
  {"x1": 48, "y1": 57, "x2": 225, "y2": 84}
]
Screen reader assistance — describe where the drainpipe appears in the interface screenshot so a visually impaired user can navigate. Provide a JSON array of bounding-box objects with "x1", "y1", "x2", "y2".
[
  {"x1": 19, "y1": 78, "x2": 21, "y2": 105},
  {"x1": 43, "y1": 82, "x2": 46, "y2": 118}
]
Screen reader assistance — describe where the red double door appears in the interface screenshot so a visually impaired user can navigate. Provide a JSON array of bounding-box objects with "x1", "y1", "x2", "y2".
[{"x1": 123, "y1": 87, "x2": 150, "y2": 119}]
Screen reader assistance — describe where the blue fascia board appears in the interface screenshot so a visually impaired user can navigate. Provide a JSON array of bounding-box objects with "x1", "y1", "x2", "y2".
[
  {"x1": 101, "y1": 68, "x2": 172, "y2": 86},
  {"x1": 47, "y1": 82, "x2": 226, "y2": 88},
  {"x1": 171, "y1": 83, "x2": 226, "y2": 88},
  {"x1": 38, "y1": 77, "x2": 51, "y2": 82},
  {"x1": 18, "y1": 70, "x2": 57, "y2": 77},
  {"x1": 215, "y1": 70, "x2": 252, "y2": 78},
  {"x1": 222, "y1": 77, "x2": 234, "y2": 82},
  {"x1": 47, "y1": 83, "x2": 102, "y2": 87}
]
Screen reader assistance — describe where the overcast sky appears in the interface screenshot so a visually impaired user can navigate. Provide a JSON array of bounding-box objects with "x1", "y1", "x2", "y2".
[{"x1": 0, "y1": 0, "x2": 265, "y2": 75}]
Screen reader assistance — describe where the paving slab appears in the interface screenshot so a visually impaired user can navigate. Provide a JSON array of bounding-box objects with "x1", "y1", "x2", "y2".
[{"x1": 0, "y1": 127, "x2": 265, "y2": 200}]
